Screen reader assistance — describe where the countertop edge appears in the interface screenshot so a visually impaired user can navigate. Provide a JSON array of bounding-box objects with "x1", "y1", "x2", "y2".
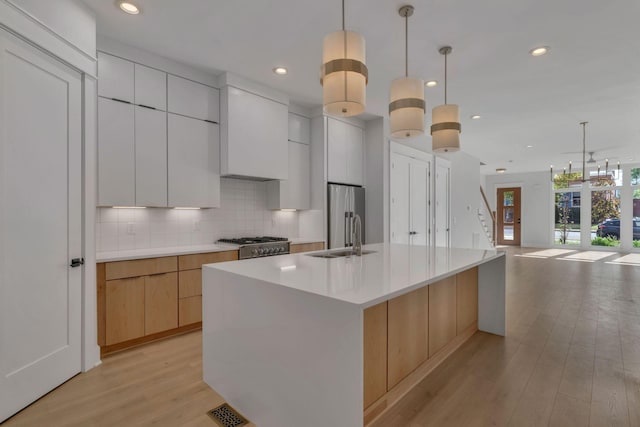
[{"x1": 97, "y1": 245, "x2": 239, "y2": 262}]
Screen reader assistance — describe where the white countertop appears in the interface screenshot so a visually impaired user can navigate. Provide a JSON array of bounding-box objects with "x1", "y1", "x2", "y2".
[
  {"x1": 97, "y1": 244, "x2": 238, "y2": 262},
  {"x1": 205, "y1": 243, "x2": 505, "y2": 308}
]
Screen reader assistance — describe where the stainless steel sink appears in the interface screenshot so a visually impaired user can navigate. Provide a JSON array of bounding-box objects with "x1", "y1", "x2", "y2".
[{"x1": 306, "y1": 249, "x2": 376, "y2": 258}]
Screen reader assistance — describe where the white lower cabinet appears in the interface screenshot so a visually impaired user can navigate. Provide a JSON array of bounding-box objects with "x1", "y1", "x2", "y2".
[
  {"x1": 135, "y1": 106, "x2": 167, "y2": 207},
  {"x1": 98, "y1": 98, "x2": 135, "y2": 206},
  {"x1": 168, "y1": 113, "x2": 220, "y2": 208},
  {"x1": 267, "y1": 141, "x2": 310, "y2": 210}
]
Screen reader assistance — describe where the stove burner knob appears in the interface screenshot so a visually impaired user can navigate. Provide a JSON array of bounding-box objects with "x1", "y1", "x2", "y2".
[
  {"x1": 251, "y1": 249, "x2": 258, "y2": 256},
  {"x1": 259, "y1": 248, "x2": 266, "y2": 255},
  {"x1": 268, "y1": 248, "x2": 275, "y2": 254}
]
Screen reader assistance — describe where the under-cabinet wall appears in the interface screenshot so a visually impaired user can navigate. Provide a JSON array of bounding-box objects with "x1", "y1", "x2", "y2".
[{"x1": 96, "y1": 178, "x2": 300, "y2": 253}]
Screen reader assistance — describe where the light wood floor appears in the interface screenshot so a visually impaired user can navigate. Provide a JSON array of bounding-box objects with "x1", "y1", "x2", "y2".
[
  {"x1": 3, "y1": 247, "x2": 640, "y2": 427},
  {"x1": 2, "y1": 331, "x2": 255, "y2": 427}
]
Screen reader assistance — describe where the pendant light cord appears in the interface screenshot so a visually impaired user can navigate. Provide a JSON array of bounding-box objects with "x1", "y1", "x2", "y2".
[
  {"x1": 342, "y1": 0, "x2": 345, "y2": 31},
  {"x1": 444, "y1": 52, "x2": 448, "y2": 104},
  {"x1": 405, "y1": 13, "x2": 409, "y2": 77}
]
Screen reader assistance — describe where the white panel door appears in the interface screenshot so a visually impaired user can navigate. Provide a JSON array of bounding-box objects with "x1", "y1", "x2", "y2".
[
  {"x1": 435, "y1": 160, "x2": 451, "y2": 247},
  {"x1": 97, "y1": 52, "x2": 134, "y2": 103},
  {"x1": 97, "y1": 98, "x2": 135, "y2": 206},
  {"x1": 409, "y1": 158, "x2": 430, "y2": 246},
  {"x1": 135, "y1": 106, "x2": 167, "y2": 207},
  {"x1": 390, "y1": 153, "x2": 410, "y2": 244},
  {"x1": 134, "y1": 64, "x2": 166, "y2": 110},
  {"x1": 288, "y1": 112, "x2": 310, "y2": 144},
  {"x1": 0, "y1": 29, "x2": 82, "y2": 422},
  {"x1": 168, "y1": 114, "x2": 220, "y2": 208}
]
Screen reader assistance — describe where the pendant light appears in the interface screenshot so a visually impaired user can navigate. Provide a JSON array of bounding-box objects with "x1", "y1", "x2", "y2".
[
  {"x1": 389, "y1": 5, "x2": 424, "y2": 139},
  {"x1": 320, "y1": 0, "x2": 368, "y2": 117},
  {"x1": 431, "y1": 46, "x2": 461, "y2": 152}
]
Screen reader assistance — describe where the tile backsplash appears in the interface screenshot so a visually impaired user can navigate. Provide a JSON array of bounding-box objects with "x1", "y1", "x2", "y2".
[{"x1": 96, "y1": 178, "x2": 299, "y2": 252}]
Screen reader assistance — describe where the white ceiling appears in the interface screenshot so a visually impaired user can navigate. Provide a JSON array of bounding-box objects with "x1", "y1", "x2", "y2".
[{"x1": 81, "y1": 0, "x2": 640, "y2": 175}]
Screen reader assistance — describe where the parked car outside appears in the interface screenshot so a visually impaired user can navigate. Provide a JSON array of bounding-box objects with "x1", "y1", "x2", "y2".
[{"x1": 596, "y1": 218, "x2": 640, "y2": 239}]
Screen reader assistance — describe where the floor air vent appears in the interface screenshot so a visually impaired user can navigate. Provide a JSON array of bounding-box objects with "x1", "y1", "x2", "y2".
[{"x1": 207, "y1": 403, "x2": 249, "y2": 427}]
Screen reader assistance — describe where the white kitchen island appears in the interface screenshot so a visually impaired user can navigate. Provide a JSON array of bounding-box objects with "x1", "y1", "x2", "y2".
[{"x1": 202, "y1": 244, "x2": 505, "y2": 427}]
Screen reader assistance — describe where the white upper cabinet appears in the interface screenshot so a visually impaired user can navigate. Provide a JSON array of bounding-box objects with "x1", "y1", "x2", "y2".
[
  {"x1": 134, "y1": 64, "x2": 167, "y2": 110},
  {"x1": 168, "y1": 114, "x2": 220, "y2": 208},
  {"x1": 327, "y1": 118, "x2": 364, "y2": 186},
  {"x1": 288, "y1": 113, "x2": 310, "y2": 144},
  {"x1": 221, "y1": 86, "x2": 288, "y2": 180},
  {"x1": 267, "y1": 141, "x2": 310, "y2": 210},
  {"x1": 135, "y1": 106, "x2": 167, "y2": 207},
  {"x1": 168, "y1": 75, "x2": 219, "y2": 123},
  {"x1": 97, "y1": 52, "x2": 134, "y2": 103},
  {"x1": 98, "y1": 98, "x2": 135, "y2": 206}
]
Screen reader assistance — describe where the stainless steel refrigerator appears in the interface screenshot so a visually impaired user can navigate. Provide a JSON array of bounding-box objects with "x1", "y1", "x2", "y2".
[{"x1": 328, "y1": 184, "x2": 365, "y2": 249}]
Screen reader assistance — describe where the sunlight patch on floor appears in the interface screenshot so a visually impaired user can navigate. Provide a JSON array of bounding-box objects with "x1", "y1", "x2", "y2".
[
  {"x1": 559, "y1": 251, "x2": 619, "y2": 262},
  {"x1": 516, "y1": 249, "x2": 577, "y2": 258},
  {"x1": 605, "y1": 253, "x2": 640, "y2": 266}
]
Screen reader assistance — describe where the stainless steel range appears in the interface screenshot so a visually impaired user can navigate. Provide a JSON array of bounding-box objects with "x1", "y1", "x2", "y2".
[{"x1": 217, "y1": 236, "x2": 290, "y2": 259}]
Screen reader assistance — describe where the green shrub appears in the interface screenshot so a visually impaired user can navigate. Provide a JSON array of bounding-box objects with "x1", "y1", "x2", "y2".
[
  {"x1": 634, "y1": 240, "x2": 640, "y2": 248},
  {"x1": 591, "y1": 236, "x2": 620, "y2": 247}
]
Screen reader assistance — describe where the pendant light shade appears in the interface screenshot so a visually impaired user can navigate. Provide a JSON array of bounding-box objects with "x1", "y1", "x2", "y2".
[
  {"x1": 389, "y1": 5, "x2": 424, "y2": 139},
  {"x1": 431, "y1": 46, "x2": 461, "y2": 152},
  {"x1": 431, "y1": 104, "x2": 460, "y2": 152},
  {"x1": 321, "y1": 0, "x2": 367, "y2": 117}
]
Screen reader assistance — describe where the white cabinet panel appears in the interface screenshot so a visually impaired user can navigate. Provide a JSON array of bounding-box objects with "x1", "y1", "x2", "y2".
[
  {"x1": 327, "y1": 118, "x2": 363, "y2": 186},
  {"x1": 435, "y1": 159, "x2": 451, "y2": 248},
  {"x1": 346, "y1": 125, "x2": 364, "y2": 186},
  {"x1": 390, "y1": 154, "x2": 410, "y2": 244},
  {"x1": 168, "y1": 114, "x2": 220, "y2": 208},
  {"x1": 135, "y1": 107, "x2": 167, "y2": 207},
  {"x1": 134, "y1": 64, "x2": 166, "y2": 110},
  {"x1": 97, "y1": 52, "x2": 133, "y2": 103},
  {"x1": 98, "y1": 98, "x2": 135, "y2": 206},
  {"x1": 168, "y1": 75, "x2": 219, "y2": 122},
  {"x1": 267, "y1": 141, "x2": 310, "y2": 210},
  {"x1": 222, "y1": 86, "x2": 288, "y2": 180},
  {"x1": 288, "y1": 112, "x2": 310, "y2": 144}
]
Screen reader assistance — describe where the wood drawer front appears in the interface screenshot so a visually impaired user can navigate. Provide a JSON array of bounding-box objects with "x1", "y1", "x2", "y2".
[
  {"x1": 105, "y1": 256, "x2": 177, "y2": 280},
  {"x1": 387, "y1": 286, "x2": 429, "y2": 389},
  {"x1": 290, "y1": 242, "x2": 324, "y2": 254},
  {"x1": 429, "y1": 276, "x2": 457, "y2": 358},
  {"x1": 179, "y1": 269, "x2": 202, "y2": 298},
  {"x1": 179, "y1": 296, "x2": 202, "y2": 326},
  {"x1": 144, "y1": 272, "x2": 178, "y2": 335},
  {"x1": 105, "y1": 277, "x2": 145, "y2": 345},
  {"x1": 364, "y1": 302, "x2": 388, "y2": 409},
  {"x1": 178, "y1": 251, "x2": 238, "y2": 271},
  {"x1": 456, "y1": 267, "x2": 478, "y2": 334}
]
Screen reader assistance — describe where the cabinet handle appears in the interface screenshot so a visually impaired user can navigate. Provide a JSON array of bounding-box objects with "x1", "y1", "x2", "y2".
[
  {"x1": 111, "y1": 97, "x2": 132, "y2": 104},
  {"x1": 70, "y1": 257, "x2": 84, "y2": 268},
  {"x1": 137, "y1": 104, "x2": 157, "y2": 110}
]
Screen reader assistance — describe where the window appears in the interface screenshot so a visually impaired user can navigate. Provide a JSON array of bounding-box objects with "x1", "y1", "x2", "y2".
[
  {"x1": 555, "y1": 192, "x2": 580, "y2": 245},
  {"x1": 633, "y1": 168, "x2": 640, "y2": 248},
  {"x1": 592, "y1": 189, "x2": 621, "y2": 247}
]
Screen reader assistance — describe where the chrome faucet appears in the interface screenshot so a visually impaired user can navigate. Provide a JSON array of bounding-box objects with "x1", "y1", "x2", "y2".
[{"x1": 352, "y1": 214, "x2": 362, "y2": 256}]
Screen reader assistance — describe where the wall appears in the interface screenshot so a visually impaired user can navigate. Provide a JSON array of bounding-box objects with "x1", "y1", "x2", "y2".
[
  {"x1": 97, "y1": 179, "x2": 299, "y2": 253},
  {"x1": 445, "y1": 151, "x2": 493, "y2": 249},
  {"x1": 485, "y1": 171, "x2": 552, "y2": 248}
]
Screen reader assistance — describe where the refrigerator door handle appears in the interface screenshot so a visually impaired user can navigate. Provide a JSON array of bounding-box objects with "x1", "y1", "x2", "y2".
[{"x1": 344, "y1": 212, "x2": 349, "y2": 247}]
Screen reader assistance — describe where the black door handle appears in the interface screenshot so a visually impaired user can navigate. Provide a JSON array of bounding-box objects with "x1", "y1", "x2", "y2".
[{"x1": 70, "y1": 258, "x2": 84, "y2": 268}]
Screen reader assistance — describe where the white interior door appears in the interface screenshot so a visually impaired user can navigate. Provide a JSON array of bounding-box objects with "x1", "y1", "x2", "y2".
[
  {"x1": 409, "y1": 158, "x2": 430, "y2": 246},
  {"x1": 0, "y1": 29, "x2": 82, "y2": 422},
  {"x1": 390, "y1": 153, "x2": 410, "y2": 244},
  {"x1": 435, "y1": 160, "x2": 451, "y2": 247}
]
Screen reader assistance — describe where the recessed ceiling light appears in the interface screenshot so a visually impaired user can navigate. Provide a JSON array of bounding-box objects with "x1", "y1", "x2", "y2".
[
  {"x1": 529, "y1": 46, "x2": 549, "y2": 57},
  {"x1": 273, "y1": 67, "x2": 288, "y2": 75},
  {"x1": 471, "y1": 115, "x2": 481, "y2": 120},
  {"x1": 496, "y1": 168, "x2": 507, "y2": 174},
  {"x1": 425, "y1": 80, "x2": 438, "y2": 87},
  {"x1": 118, "y1": 1, "x2": 140, "y2": 14},
  {"x1": 526, "y1": 145, "x2": 533, "y2": 148}
]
